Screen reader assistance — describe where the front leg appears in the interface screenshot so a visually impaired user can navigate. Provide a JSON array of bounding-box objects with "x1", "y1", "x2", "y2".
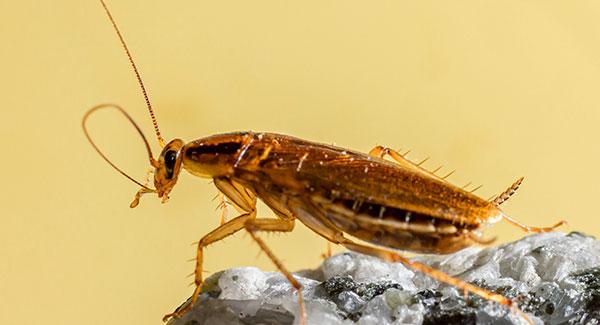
[{"x1": 163, "y1": 211, "x2": 255, "y2": 321}]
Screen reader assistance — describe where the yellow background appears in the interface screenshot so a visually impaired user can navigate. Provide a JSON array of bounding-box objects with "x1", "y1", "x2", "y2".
[{"x1": 2, "y1": 1, "x2": 600, "y2": 324}]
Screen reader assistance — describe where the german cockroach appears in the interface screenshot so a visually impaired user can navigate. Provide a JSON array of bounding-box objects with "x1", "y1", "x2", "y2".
[{"x1": 83, "y1": 1, "x2": 566, "y2": 324}]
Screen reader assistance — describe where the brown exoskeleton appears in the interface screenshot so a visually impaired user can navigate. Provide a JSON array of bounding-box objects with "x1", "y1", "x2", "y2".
[{"x1": 84, "y1": 1, "x2": 566, "y2": 324}]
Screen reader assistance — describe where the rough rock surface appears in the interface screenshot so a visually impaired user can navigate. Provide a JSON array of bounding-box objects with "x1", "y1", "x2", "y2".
[{"x1": 168, "y1": 232, "x2": 600, "y2": 325}]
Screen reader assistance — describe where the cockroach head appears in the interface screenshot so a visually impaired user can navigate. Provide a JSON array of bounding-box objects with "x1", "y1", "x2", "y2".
[
  {"x1": 82, "y1": 104, "x2": 183, "y2": 208},
  {"x1": 152, "y1": 139, "x2": 185, "y2": 203}
]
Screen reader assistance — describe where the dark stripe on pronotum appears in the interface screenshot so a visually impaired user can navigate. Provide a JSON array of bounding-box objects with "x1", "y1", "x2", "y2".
[{"x1": 187, "y1": 142, "x2": 242, "y2": 157}]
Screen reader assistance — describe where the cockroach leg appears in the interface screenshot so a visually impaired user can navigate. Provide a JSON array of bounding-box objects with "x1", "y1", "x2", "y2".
[
  {"x1": 368, "y1": 146, "x2": 386, "y2": 158},
  {"x1": 213, "y1": 178, "x2": 257, "y2": 213},
  {"x1": 502, "y1": 213, "x2": 567, "y2": 233},
  {"x1": 129, "y1": 168, "x2": 156, "y2": 209},
  {"x1": 369, "y1": 146, "x2": 422, "y2": 171},
  {"x1": 369, "y1": 146, "x2": 445, "y2": 180},
  {"x1": 130, "y1": 187, "x2": 154, "y2": 208},
  {"x1": 246, "y1": 217, "x2": 295, "y2": 232},
  {"x1": 320, "y1": 242, "x2": 333, "y2": 259},
  {"x1": 215, "y1": 192, "x2": 229, "y2": 225},
  {"x1": 162, "y1": 211, "x2": 256, "y2": 322},
  {"x1": 244, "y1": 219, "x2": 306, "y2": 325},
  {"x1": 338, "y1": 238, "x2": 533, "y2": 325}
]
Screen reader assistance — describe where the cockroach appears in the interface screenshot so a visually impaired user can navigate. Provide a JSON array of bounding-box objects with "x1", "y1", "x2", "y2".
[{"x1": 83, "y1": 1, "x2": 566, "y2": 324}]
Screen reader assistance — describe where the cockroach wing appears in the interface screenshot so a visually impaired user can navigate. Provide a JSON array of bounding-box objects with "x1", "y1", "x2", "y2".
[{"x1": 240, "y1": 133, "x2": 500, "y2": 226}]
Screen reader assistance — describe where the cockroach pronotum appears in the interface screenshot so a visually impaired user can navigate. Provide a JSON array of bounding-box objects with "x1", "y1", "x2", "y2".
[{"x1": 83, "y1": 1, "x2": 566, "y2": 324}]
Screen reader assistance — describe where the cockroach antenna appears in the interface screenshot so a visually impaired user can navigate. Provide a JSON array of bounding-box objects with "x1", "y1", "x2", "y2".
[
  {"x1": 99, "y1": 0, "x2": 166, "y2": 147},
  {"x1": 82, "y1": 103, "x2": 159, "y2": 192}
]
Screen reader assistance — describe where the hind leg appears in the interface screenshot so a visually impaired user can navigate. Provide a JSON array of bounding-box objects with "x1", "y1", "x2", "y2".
[
  {"x1": 502, "y1": 213, "x2": 566, "y2": 233},
  {"x1": 337, "y1": 237, "x2": 533, "y2": 325}
]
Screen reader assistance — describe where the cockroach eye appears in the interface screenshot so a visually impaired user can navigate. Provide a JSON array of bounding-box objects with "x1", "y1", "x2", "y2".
[{"x1": 164, "y1": 150, "x2": 178, "y2": 179}]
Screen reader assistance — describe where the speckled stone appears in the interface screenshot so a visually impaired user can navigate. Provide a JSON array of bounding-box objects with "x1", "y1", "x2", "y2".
[{"x1": 168, "y1": 232, "x2": 600, "y2": 325}]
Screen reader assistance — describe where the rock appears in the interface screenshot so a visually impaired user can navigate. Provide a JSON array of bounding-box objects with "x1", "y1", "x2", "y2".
[{"x1": 168, "y1": 232, "x2": 600, "y2": 325}]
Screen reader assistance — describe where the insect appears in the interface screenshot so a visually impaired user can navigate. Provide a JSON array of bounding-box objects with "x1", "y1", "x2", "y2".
[{"x1": 84, "y1": 1, "x2": 566, "y2": 324}]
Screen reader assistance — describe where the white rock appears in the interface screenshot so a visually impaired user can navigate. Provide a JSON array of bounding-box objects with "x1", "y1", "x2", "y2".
[{"x1": 169, "y1": 232, "x2": 600, "y2": 325}]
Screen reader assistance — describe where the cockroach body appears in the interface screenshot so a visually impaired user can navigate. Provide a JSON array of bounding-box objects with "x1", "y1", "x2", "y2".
[
  {"x1": 157, "y1": 131, "x2": 495, "y2": 255},
  {"x1": 85, "y1": 2, "x2": 567, "y2": 324}
]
